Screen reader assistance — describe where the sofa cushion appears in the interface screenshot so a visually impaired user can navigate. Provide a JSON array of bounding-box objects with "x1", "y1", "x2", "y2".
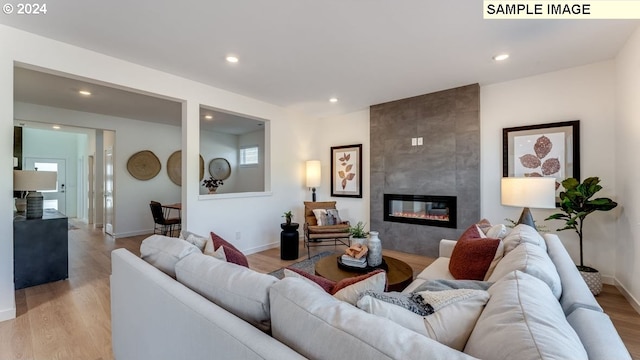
[
  {"x1": 487, "y1": 242, "x2": 562, "y2": 299},
  {"x1": 502, "y1": 224, "x2": 547, "y2": 254},
  {"x1": 414, "y1": 279, "x2": 493, "y2": 292},
  {"x1": 464, "y1": 270, "x2": 587, "y2": 360},
  {"x1": 283, "y1": 267, "x2": 386, "y2": 305},
  {"x1": 449, "y1": 224, "x2": 502, "y2": 281},
  {"x1": 358, "y1": 289, "x2": 489, "y2": 351},
  {"x1": 485, "y1": 224, "x2": 509, "y2": 239},
  {"x1": 175, "y1": 252, "x2": 276, "y2": 332},
  {"x1": 270, "y1": 277, "x2": 476, "y2": 360},
  {"x1": 210, "y1": 231, "x2": 249, "y2": 267},
  {"x1": 566, "y1": 307, "x2": 632, "y2": 360},
  {"x1": 139, "y1": 234, "x2": 200, "y2": 278},
  {"x1": 544, "y1": 234, "x2": 603, "y2": 315}
]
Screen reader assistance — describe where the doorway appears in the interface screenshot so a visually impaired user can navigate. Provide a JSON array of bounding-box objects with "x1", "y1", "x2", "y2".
[{"x1": 24, "y1": 157, "x2": 66, "y2": 214}]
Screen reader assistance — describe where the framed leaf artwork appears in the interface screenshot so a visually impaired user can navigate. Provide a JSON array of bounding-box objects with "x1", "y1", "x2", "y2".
[
  {"x1": 503, "y1": 120, "x2": 580, "y2": 203},
  {"x1": 331, "y1": 144, "x2": 362, "y2": 198}
]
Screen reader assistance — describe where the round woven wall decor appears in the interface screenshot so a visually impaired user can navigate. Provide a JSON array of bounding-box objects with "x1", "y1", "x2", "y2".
[
  {"x1": 127, "y1": 150, "x2": 161, "y2": 180},
  {"x1": 167, "y1": 151, "x2": 205, "y2": 186},
  {"x1": 208, "y1": 158, "x2": 231, "y2": 180}
]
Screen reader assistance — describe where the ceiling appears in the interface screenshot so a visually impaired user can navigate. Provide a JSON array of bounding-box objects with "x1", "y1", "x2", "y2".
[{"x1": 3, "y1": 1, "x2": 639, "y2": 120}]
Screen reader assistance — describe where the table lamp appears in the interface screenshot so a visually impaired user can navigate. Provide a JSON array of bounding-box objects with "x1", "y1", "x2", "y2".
[
  {"x1": 501, "y1": 177, "x2": 556, "y2": 228},
  {"x1": 306, "y1": 160, "x2": 321, "y2": 202},
  {"x1": 14, "y1": 170, "x2": 58, "y2": 218}
]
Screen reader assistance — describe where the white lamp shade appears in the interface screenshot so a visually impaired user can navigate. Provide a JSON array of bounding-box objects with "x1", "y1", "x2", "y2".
[
  {"x1": 306, "y1": 160, "x2": 321, "y2": 187},
  {"x1": 14, "y1": 170, "x2": 57, "y2": 191},
  {"x1": 501, "y1": 177, "x2": 556, "y2": 209}
]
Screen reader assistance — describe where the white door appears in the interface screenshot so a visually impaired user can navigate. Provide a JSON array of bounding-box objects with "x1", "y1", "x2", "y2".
[
  {"x1": 24, "y1": 158, "x2": 66, "y2": 214},
  {"x1": 104, "y1": 148, "x2": 114, "y2": 235}
]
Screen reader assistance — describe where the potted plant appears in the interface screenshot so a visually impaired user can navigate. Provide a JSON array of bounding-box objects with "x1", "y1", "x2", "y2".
[
  {"x1": 349, "y1": 221, "x2": 369, "y2": 245},
  {"x1": 202, "y1": 176, "x2": 223, "y2": 193},
  {"x1": 282, "y1": 210, "x2": 293, "y2": 225},
  {"x1": 545, "y1": 177, "x2": 618, "y2": 295}
]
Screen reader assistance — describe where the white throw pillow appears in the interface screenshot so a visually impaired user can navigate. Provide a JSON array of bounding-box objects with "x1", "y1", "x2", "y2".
[
  {"x1": 202, "y1": 237, "x2": 227, "y2": 261},
  {"x1": 312, "y1": 209, "x2": 328, "y2": 226},
  {"x1": 502, "y1": 224, "x2": 547, "y2": 254},
  {"x1": 139, "y1": 234, "x2": 200, "y2": 277},
  {"x1": 357, "y1": 289, "x2": 490, "y2": 351},
  {"x1": 487, "y1": 242, "x2": 562, "y2": 299},
  {"x1": 465, "y1": 270, "x2": 588, "y2": 360},
  {"x1": 485, "y1": 224, "x2": 509, "y2": 239},
  {"x1": 183, "y1": 232, "x2": 208, "y2": 252}
]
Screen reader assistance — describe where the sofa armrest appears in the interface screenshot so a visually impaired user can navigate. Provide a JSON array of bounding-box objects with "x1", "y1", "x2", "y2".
[{"x1": 439, "y1": 239, "x2": 457, "y2": 258}]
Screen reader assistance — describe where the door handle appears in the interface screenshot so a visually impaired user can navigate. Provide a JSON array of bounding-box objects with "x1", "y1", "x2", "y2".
[{"x1": 60, "y1": 183, "x2": 65, "y2": 193}]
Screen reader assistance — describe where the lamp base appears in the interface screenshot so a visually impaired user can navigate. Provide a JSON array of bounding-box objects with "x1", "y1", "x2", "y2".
[
  {"x1": 26, "y1": 191, "x2": 44, "y2": 219},
  {"x1": 311, "y1": 187, "x2": 317, "y2": 202},
  {"x1": 517, "y1": 207, "x2": 536, "y2": 229},
  {"x1": 15, "y1": 198, "x2": 27, "y2": 213}
]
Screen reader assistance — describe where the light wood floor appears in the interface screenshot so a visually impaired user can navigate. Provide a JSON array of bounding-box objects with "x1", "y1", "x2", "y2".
[{"x1": 0, "y1": 222, "x2": 638, "y2": 359}]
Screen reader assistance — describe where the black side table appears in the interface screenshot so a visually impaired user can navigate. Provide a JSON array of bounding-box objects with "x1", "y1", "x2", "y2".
[{"x1": 280, "y1": 223, "x2": 300, "y2": 260}]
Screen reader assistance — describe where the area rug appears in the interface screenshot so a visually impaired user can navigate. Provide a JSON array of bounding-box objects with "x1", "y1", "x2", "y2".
[{"x1": 268, "y1": 251, "x2": 334, "y2": 279}]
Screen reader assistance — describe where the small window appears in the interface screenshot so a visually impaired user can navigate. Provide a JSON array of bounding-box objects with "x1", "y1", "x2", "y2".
[{"x1": 240, "y1": 146, "x2": 259, "y2": 166}]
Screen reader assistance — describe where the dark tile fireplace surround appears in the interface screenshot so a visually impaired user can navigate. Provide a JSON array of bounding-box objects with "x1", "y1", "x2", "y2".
[{"x1": 370, "y1": 84, "x2": 480, "y2": 257}]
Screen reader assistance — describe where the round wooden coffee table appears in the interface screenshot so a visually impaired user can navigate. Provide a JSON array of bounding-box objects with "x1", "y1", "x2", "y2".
[{"x1": 315, "y1": 255, "x2": 413, "y2": 292}]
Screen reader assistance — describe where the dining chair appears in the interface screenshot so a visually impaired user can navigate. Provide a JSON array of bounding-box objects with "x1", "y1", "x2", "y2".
[{"x1": 149, "y1": 201, "x2": 181, "y2": 237}]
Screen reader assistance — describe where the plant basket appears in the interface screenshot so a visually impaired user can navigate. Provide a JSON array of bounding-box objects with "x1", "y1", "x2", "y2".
[{"x1": 578, "y1": 266, "x2": 602, "y2": 296}]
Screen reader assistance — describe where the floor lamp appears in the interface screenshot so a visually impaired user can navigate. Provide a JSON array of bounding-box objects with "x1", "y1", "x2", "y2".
[
  {"x1": 501, "y1": 177, "x2": 556, "y2": 228},
  {"x1": 14, "y1": 170, "x2": 58, "y2": 219},
  {"x1": 306, "y1": 160, "x2": 321, "y2": 202}
]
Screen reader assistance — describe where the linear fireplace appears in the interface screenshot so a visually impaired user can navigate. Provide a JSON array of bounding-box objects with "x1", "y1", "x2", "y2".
[{"x1": 384, "y1": 194, "x2": 457, "y2": 229}]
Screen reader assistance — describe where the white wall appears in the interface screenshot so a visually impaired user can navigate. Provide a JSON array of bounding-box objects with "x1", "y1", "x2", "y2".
[
  {"x1": 310, "y1": 110, "x2": 371, "y2": 229},
  {"x1": 237, "y1": 129, "x2": 266, "y2": 192},
  {"x1": 481, "y1": 61, "x2": 618, "y2": 281},
  {"x1": 615, "y1": 26, "x2": 640, "y2": 311},
  {"x1": 15, "y1": 103, "x2": 182, "y2": 237},
  {"x1": 199, "y1": 129, "x2": 239, "y2": 194}
]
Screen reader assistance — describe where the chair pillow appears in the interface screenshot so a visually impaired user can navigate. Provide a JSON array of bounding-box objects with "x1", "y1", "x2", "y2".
[
  {"x1": 210, "y1": 231, "x2": 249, "y2": 267},
  {"x1": 312, "y1": 209, "x2": 328, "y2": 226},
  {"x1": 139, "y1": 234, "x2": 200, "y2": 278},
  {"x1": 449, "y1": 224, "x2": 502, "y2": 280},
  {"x1": 283, "y1": 267, "x2": 387, "y2": 305}
]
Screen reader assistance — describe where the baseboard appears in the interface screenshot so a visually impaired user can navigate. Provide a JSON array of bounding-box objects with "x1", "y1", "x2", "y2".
[
  {"x1": 243, "y1": 241, "x2": 280, "y2": 255},
  {"x1": 113, "y1": 229, "x2": 153, "y2": 239},
  {"x1": 602, "y1": 275, "x2": 615, "y2": 285},
  {"x1": 0, "y1": 306, "x2": 16, "y2": 323},
  {"x1": 614, "y1": 279, "x2": 640, "y2": 315}
]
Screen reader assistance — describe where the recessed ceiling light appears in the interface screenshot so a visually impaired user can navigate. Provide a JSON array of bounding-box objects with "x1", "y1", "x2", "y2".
[
  {"x1": 226, "y1": 56, "x2": 239, "y2": 63},
  {"x1": 52, "y1": 125, "x2": 61, "y2": 130},
  {"x1": 205, "y1": 115, "x2": 213, "y2": 120},
  {"x1": 329, "y1": 97, "x2": 338, "y2": 103},
  {"x1": 493, "y1": 54, "x2": 510, "y2": 61},
  {"x1": 79, "y1": 90, "x2": 92, "y2": 96}
]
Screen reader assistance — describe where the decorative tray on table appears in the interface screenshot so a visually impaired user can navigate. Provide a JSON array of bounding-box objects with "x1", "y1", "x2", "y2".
[{"x1": 336, "y1": 256, "x2": 388, "y2": 273}]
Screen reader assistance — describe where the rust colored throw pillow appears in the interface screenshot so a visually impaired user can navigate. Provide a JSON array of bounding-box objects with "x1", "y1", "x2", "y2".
[
  {"x1": 210, "y1": 231, "x2": 249, "y2": 268},
  {"x1": 284, "y1": 267, "x2": 387, "y2": 305},
  {"x1": 449, "y1": 225, "x2": 500, "y2": 281}
]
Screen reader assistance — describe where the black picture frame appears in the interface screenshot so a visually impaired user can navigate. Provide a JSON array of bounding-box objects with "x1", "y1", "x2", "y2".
[
  {"x1": 503, "y1": 120, "x2": 580, "y2": 202},
  {"x1": 330, "y1": 144, "x2": 363, "y2": 198}
]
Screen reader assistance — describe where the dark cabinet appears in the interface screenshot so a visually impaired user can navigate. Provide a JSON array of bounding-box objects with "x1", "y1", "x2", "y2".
[{"x1": 13, "y1": 209, "x2": 68, "y2": 289}]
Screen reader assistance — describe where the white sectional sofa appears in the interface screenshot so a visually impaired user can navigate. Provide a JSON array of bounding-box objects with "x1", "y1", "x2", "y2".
[{"x1": 110, "y1": 228, "x2": 631, "y2": 360}]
